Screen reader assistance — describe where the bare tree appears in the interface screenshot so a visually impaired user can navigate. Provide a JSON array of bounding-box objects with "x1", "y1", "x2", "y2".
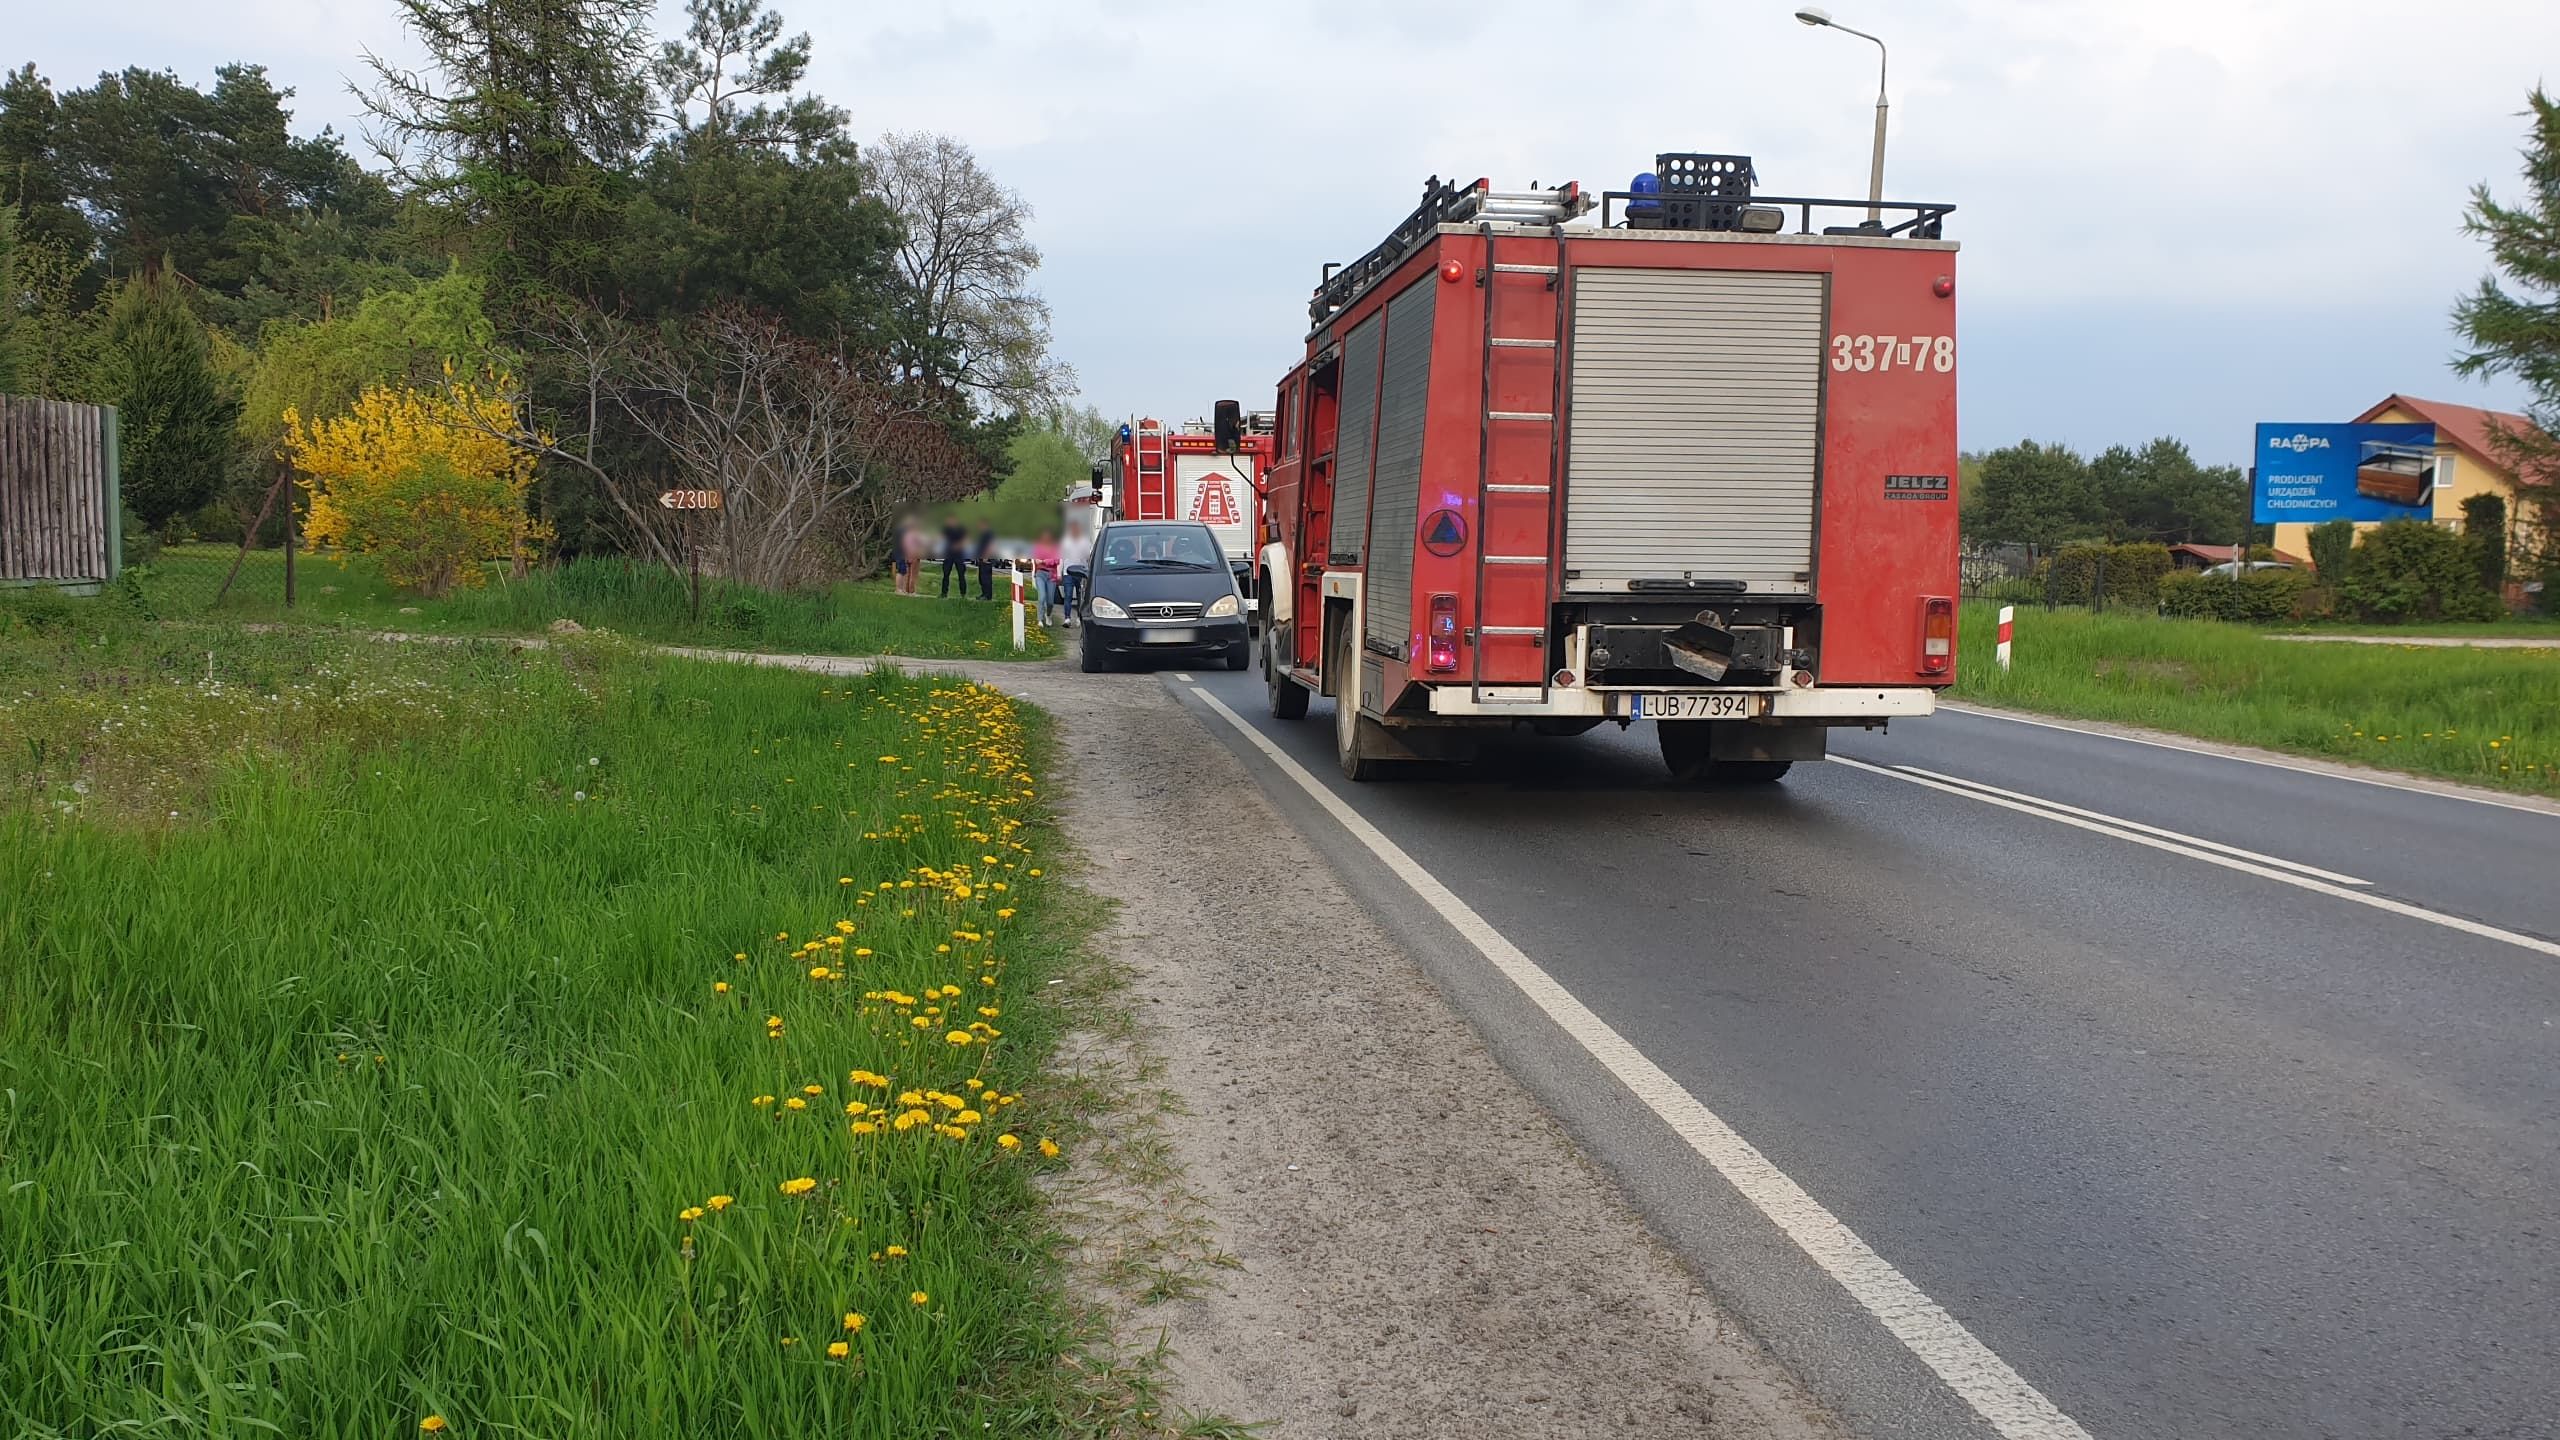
[{"x1": 871, "y1": 130, "x2": 1072, "y2": 413}]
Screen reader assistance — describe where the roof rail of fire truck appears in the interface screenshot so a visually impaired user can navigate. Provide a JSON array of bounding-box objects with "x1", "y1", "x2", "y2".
[
  {"x1": 1308, "y1": 176, "x2": 1592, "y2": 325},
  {"x1": 1599, "y1": 188, "x2": 1955, "y2": 238}
]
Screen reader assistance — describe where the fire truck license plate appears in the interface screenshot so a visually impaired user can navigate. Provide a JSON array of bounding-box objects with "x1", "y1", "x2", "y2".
[{"x1": 1629, "y1": 693, "x2": 1763, "y2": 720}]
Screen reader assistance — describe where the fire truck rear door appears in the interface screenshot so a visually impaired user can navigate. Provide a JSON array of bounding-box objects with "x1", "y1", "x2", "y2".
[{"x1": 1563, "y1": 267, "x2": 1825, "y2": 596}]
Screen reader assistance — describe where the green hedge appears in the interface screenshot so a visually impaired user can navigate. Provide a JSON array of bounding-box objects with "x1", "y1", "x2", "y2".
[
  {"x1": 2042, "y1": 543, "x2": 2173, "y2": 607},
  {"x1": 2159, "y1": 568, "x2": 2314, "y2": 622},
  {"x1": 2342, "y1": 520, "x2": 2502, "y2": 623}
]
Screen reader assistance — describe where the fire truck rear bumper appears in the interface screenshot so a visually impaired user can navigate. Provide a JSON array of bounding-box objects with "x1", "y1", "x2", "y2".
[{"x1": 1420, "y1": 685, "x2": 1940, "y2": 721}]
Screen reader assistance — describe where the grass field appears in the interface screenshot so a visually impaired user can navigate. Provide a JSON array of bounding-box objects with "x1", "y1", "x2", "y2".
[
  {"x1": 128, "y1": 544, "x2": 1055, "y2": 661},
  {"x1": 0, "y1": 610, "x2": 1094, "y2": 1437},
  {"x1": 1957, "y1": 602, "x2": 2560, "y2": 793}
]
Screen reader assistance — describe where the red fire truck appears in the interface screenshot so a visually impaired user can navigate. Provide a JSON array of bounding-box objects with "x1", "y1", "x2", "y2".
[
  {"x1": 1254, "y1": 154, "x2": 1960, "y2": 782},
  {"x1": 1107, "y1": 410, "x2": 1276, "y2": 622}
]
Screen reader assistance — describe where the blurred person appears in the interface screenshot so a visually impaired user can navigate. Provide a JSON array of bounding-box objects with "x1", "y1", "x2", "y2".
[
  {"x1": 939, "y1": 517, "x2": 969, "y2": 598},
  {"x1": 890, "y1": 519, "x2": 916, "y2": 595},
  {"x1": 975, "y1": 525, "x2": 999, "y2": 601},
  {"x1": 1031, "y1": 531, "x2": 1061, "y2": 626}
]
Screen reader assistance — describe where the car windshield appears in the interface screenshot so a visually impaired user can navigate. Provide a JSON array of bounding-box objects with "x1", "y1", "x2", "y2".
[{"x1": 1100, "y1": 526, "x2": 1220, "y2": 572}]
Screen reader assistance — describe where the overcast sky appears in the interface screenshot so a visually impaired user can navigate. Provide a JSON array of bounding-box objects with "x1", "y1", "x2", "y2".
[{"x1": 19, "y1": 0, "x2": 2558, "y2": 463}]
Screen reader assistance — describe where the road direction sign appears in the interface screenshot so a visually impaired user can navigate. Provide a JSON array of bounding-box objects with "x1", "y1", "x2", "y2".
[{"x1": 660, "y1": 489, "x2": 723, "y2": 511}]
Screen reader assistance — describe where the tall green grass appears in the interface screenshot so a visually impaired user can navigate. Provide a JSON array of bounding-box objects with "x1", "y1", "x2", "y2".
[
  {"x1": 130, "y1": 545, "x2": 1052, "y2": 661},
  {"x1": 1957, "y1": 602, "x2": 2560, "y2": 792},
  {"x1": 0, "y1": 619, "x2": 1083, "y2": 1437}
]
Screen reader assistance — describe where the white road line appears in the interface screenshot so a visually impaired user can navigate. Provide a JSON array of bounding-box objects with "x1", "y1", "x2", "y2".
[
  {"x1": 1188, "y1": 686, "x2": 2093, "y2": 1440},
  {"x1": 1833, "y1": 756, "x2": 2560, "y2": 961},
  {"x1": 1892, "y1": 764, "x2": 2371, "y2": 886},
  {"x1": 1938, "y1": 703, "x2": 2560, "y2": 819}
]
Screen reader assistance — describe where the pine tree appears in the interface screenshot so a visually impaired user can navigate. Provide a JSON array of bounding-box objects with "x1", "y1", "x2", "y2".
[
  {"x1": 97, "y1": 269, "x2": 241, "y2": 529},
  {"x1": 2454, "y1": 87, "x2": 2560, "y2": 585},
  {"x1": 362, "y1": 0, "x2": 656, "y2": 308}
]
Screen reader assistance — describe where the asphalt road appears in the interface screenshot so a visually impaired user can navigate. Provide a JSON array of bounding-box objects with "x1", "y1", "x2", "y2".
[{"x1": 1162, "y1": 667, "x2": 2560, "y2": 1440}]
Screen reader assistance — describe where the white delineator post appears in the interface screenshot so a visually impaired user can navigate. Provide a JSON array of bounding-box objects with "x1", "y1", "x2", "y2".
[
  {"x1": 1995, "y1": 604, "x2": 2014, "y2": 670},
  {"x1": 1010, "y1": 567, "x2": 1026, "y2": 652}
]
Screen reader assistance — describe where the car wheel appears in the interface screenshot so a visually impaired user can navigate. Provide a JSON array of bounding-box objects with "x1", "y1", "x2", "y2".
[
  {"x1": 1223, "y1": 641, "x2": 1250, "y2": 672},
  {"x1": 1079, "y1": 634, "x2": 1113, "y2": 673}
]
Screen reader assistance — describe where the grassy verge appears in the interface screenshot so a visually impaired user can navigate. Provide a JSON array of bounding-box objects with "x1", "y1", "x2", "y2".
[
  {"x1": 0, "y1": 610, "x2": 1093, "y2": 1436},
  {"x1": 1956, "y1": 602, "x2": 2560, "y2": 793},
  {"x1": 129, "y1": 544, "x2": 1055, "y2": 661},
  {"x1": 2255, "y1": 615, "x2": 2560, "y2": 639}
]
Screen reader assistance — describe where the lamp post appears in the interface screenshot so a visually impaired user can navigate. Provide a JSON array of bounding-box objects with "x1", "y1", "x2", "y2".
[{"x1": 1795, "y1": 7, "x2": 1888, "y2": 226}]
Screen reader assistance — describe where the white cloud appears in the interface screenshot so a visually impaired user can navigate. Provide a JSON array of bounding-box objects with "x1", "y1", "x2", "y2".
[{"x1": 14, "y1": 0, "x2": 2554, "y2": 455}]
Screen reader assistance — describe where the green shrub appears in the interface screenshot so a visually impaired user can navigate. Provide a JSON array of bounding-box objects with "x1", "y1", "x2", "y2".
[
  {"x1": 2307, "y1": 519, "x2": 2354, "y2": 583},
  {"x1": 2342, "y1": 520, "x2": 2502, "y2": 623},
  {"x1": 2043, "y1": 542, "x2": 2173, "y2": 607},
  {"x1": 2160, "y1": 567, "x2": 2314, "y2": 622},
  {"x1": 1981, "y1": 576, "x2": 2045, "y2": 605},
  {"x1": 2461, "y1": 493, "x2": 2509, "y2": 594}
]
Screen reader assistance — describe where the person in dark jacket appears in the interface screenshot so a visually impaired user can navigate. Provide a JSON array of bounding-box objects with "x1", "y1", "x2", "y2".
[
  {"x1": 939, "y1": 519, "x2": 969, "y2": 598},
  {"x1": 974, "y1": 526, "x2": 999, "y2": 601}
]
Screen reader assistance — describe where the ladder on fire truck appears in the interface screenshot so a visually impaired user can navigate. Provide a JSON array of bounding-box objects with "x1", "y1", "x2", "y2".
[
  {"x1": 1470, "y1": 192, "x2": 1575, "y2": 704},
  {"x1": 1131, "y1": 420, "x2": 1169, "y2": 518}
]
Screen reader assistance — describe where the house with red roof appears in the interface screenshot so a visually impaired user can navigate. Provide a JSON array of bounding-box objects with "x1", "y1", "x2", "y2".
[{"x1": 2270, "y1": 395, "x2": 2546, "y2": 590}]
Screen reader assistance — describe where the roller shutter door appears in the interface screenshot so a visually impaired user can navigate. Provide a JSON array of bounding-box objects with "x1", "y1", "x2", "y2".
[
  {"x1": 1329, "y1": 312, "x2": 1383, "y2": 566},
  {"x1": 1564, "y1": 268, "x2": 1824, "y2": 595},
  {"x1": 1363, "y1": 278, "x2": 1437, "y2": 648}
]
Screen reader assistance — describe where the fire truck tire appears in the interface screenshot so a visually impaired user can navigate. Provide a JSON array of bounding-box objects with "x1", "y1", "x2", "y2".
[
  {"x1": 1332, "y1": 626, "x2": 1391, "y2": 781},
  {"x1": 1266, "y1": 627, "x2": 1309, "y2": 720},
  {"x1": 1657, "y1": 721, "x2": 1793, "y2": 785}
]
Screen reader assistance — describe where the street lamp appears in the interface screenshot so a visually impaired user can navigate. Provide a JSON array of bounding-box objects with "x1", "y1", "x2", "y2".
[{"x1": 1795, "y1": 6, "x2": 1889, "y2": 226}]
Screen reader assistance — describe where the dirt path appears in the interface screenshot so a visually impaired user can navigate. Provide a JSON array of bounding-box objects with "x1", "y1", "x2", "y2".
[
  {"x1": 749, "y1": 646, "x2": 1837, "y2": 1439},
  {"x1": 2265, "y1": 633, "x2": 2560, "y2": 649}
]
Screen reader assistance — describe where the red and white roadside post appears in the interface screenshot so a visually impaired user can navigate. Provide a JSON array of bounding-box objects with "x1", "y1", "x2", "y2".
[
  {"x1": 1996, "y1": 605, "x2": 2014, "y2": 670},
  {"x1": 1009, "y1": 564, "x2": 1027, "y2": 653}
]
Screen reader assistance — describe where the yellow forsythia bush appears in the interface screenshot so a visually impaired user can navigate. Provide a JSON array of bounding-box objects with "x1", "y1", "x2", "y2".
[{"x1": 285, "y1": 377, "x2": 551, "y2": 597}]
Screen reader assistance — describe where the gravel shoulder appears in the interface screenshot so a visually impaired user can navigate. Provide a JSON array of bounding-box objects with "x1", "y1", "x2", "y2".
[{"x1": 982, "y1": 654, "x2": 1838, "y2": 1440}]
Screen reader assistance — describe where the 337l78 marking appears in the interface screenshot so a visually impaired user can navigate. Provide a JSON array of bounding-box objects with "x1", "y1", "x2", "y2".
[{"x1": 1830, "y1": 334, "x2": 1954, "y2": 373}]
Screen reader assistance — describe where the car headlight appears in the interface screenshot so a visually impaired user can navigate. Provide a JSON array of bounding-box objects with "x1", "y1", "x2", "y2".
[
  {"x1": 1090, "y1": 597, "x2": 1128, "y2": 620},
  {"x1": 1204, "y1": 594, "x2": 1240, "y2": 619}
]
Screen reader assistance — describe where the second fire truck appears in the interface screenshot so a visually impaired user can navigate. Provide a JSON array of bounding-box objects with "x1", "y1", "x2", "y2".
[
  {"x1": 1254, "y1": 153, "x2": 1962, "y2": 782},
  {"x1": 1106, "y1": 409, "x2": 1276, "y2": 622}
]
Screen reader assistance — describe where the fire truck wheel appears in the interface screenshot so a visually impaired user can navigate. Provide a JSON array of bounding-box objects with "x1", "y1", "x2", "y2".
[
  {"x1": 1332, "y1": 627, "x2": 1392, "y2": 781},
  {"x1": 1657, "y1": 722, "x2": 1791, "y2": 785},
  {"x1": 1266, "y1": 629, "x2": 1309, "y2": 720}
]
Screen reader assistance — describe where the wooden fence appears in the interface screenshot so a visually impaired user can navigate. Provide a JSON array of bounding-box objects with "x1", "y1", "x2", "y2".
[{"x1": 0, "y1": 397, "x2": 120, "y2": 589}]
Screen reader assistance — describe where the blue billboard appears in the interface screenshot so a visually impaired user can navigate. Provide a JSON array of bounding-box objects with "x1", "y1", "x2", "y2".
[{"x1": 2251, "y1": 422, "x2": 2441, "y2": 524}]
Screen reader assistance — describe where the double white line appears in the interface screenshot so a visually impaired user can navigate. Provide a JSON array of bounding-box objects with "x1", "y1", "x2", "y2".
[{"x1": 1835, "y1": 757, "x2": 2560, "y2": 961}]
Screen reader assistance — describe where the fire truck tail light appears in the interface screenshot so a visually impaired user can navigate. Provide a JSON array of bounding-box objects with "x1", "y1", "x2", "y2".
[
  {"x1": 1427, "y1": 594, "x2": 1460, "y2": 673},
  {"x1": 1920, "y1": 597, "x2": 1955, "y2": 675}
]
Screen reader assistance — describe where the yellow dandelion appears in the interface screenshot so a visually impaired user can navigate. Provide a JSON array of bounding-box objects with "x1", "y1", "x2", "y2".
[
  {"x1": 844, "y1": 1312, "x2": 866, "y2": 1333},
  {"x1": 780, "y1": 1176, "x2": 817, "y2": 1196},
  {"x1": 827, "y1": 1341, "x2": 851, "y2": 1359},
  {"x1": 752, "y1": 1095, "x2": 775, "y2": 1108},
  {"x1": 713, "y1": 981, "x2": 730, "y2": 994},
  {"x1": 1038, "y1": 1138, "x2": 1061, "y2": 1158},
  {"x1": 707, "y1": 1195, "x2": 733, "y2": 1211},
  {"x1": 783, "y1": 1098, "x2": 808, "y2": 1111},
  {"x1": 997, "y1": 1133, "x2": 1021, "y2": 1150},
  {"x1": 679, "y1": 1206, "x2": 705, "y2": 1222},
  {"x1": 851, "y1": 1119, "x2": 878, "y2": 1135},
  {"x1": 910, "y1": 1291, "x2": 930, "y2": 1306},
  {"x1": 420, "y1": 1420, "x2": 449, "y2": 1435}
]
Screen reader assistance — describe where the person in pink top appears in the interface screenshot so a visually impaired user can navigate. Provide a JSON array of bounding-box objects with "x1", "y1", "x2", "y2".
[{"x1": 1030, "y1": 532, "x2": 1062, "y2": 626}]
